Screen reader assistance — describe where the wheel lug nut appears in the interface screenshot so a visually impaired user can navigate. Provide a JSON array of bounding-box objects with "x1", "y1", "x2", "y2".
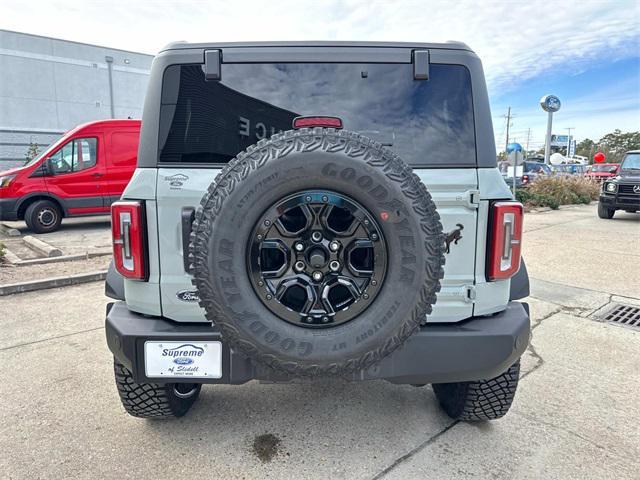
[
  {"x1": 322, "y1": 316, "x2": 330, "y2": 323},
  {"x1": 257, "y1": 234, "x2": 263, "y2": 240},
  {"x1": 371, "y1": 280, "x2": 377, "y2": 286},
  {"x1": 305, "y1": 195, "x2": 312, "y2": 202},
  {"x1": 312, "y1": 271, "x2": 323, "y2": 282},
  {"x1": 371, "y1": 233, "x2": 378, "y2": 241},
  {"x1": 329, "y1": 241, "x2": 340, "y2": 252},
  {"x1": 311, "y1": 231, "x2": 322, "y2": 242},
  {"x1": 322, "y1": 195, "x2": 328, "y2": 202},
  {"x1": 364, "y1": 219, "x2": 370, "y2": 226},
  {"x1": 294, "y1": 261, "x2": 305, "y2": 272},
  {"x1": 264, "y1": 219, "x2": 271, "y2": 226},
  {"x1": 363, "y1": 293, "x2": 369, "y2": 300},
  {"x1": 329, "y1": 260, "x2": 340, "y2": 272},
  {"x1": 266, "y1": 294, "x2": 273, "y2": 300},
  {"x1": 258, "y1": 281, "x2": 264, "y2": 287},
  {"x1": 294, "y1": 242, "x2": 304, "y2": 252}
]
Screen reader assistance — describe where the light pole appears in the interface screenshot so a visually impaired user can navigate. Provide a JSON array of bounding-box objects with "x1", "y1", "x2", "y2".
[{"x1": 540, "y1": 95, "x2": 561, "y2": 165}]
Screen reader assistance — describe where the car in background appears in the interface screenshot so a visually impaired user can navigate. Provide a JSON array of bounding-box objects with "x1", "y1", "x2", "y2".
[
  {"x1": 502, "y1": 160, "x2": 552, "y2": 188},
  {"x1": 551, "y1": 164, "x2": 587, "y2": 176},
  {"x1": 598, "y1": 151, "x2": 640, "y2": 218},
  {"x1": 586, "y1": 163, "x2": 619, "y2": 181},
  {"x1": 0, "y1": 119, "x2": 140, "y2": 233}
]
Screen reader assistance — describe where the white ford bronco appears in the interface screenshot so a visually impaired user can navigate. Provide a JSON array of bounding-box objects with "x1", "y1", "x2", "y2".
[{"x1": 105, "y1": 41, "x2": 530, "y2": 420}]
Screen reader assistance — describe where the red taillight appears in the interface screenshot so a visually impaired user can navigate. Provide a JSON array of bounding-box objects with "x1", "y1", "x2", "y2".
[
  {"x1": 292, "y1": 116, "x2": 343, "y2": 129},
  {"x1": 487, "y1": 201, "x2": 523, "y2": 281},
  {"x1": 111, "y1": 201, "x2": 148, "y2": 280},
  {"x1": 522, "y1": 175, "x2": 529, "y2": 184}
]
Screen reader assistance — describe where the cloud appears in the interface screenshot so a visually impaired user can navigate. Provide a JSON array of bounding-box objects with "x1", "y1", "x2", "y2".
[
  {"x1": 2, "y1": 0, "x2": 638, "y2": 96},
  {"x1": 2, "y1": 0, "x2": 638, "y2": 145}
]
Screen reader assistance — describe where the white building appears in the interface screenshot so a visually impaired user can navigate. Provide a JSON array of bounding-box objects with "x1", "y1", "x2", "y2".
[{"x1": 0, "y1": 29, "x2": 153, "y2": 167}]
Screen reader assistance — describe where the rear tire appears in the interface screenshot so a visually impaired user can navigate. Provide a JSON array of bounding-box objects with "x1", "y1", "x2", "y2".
[
  {"x1": 113, "y1": 360, "x2": 201, "y2": 419},
  {"x1": 597, "y1": 203, "x2": 615, "y2": 219},
  {"x1": 24, "y1": 199, "x2": 62, "y2": 233},
  {"x1": 432, "y1": 361, "x2": 520, "y2": 421}
]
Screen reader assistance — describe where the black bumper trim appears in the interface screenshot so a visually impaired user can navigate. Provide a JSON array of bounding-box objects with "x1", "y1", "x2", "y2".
[
  {"x1": 600, "y1": 194, "x2": 640, "y2": 209},
  {"x1": 0, "y1": 197, "x2": 19, "y2": 221},
  {"x1": 105, "y1": 301, "x2": 530, "y2": 385}
]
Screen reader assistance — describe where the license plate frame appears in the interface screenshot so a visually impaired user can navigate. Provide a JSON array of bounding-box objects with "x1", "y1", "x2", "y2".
[{"x1": 144, "y1": 341, "x2": 222, "y2": 379}]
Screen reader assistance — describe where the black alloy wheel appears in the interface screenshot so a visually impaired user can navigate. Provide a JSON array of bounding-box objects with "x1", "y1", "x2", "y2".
[{"x1": 248, "y1": 190, "x2": 387, "y2": 328}]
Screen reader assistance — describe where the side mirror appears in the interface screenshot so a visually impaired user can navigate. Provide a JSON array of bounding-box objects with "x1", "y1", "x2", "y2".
[
  {"x1": 42, "y1": 159, "x2": 53, "y2": 175},
  {"x1": 609, "y1": 167, "x2": 617, "y2": 173}
]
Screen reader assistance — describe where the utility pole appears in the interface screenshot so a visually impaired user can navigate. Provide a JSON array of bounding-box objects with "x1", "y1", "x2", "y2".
[
  {"x1": 525, "y1": 128, "x2": 531, "y2": 158},
  {"x1": 504, "y1": 107, "x2": 512, "y2": 155},
  {"x1": 565, "y1": 127, "x2": 574, "y2": 158}
]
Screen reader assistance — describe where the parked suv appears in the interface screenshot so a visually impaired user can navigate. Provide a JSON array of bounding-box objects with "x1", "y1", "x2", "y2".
[
  {"x1": 0, "y1": 119, "x2": 139, "y2": 233},
  {"x1": 598, "y1": 150, "x2": 640, "y2": 218},
  {"x1": 105, "y1": 42, "x2": 530, "y2": 421}
]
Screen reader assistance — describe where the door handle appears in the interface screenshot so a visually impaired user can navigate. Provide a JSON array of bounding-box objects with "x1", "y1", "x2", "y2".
[{"x1": 92, "y1": 172, "x2": 104, "y2": 177}]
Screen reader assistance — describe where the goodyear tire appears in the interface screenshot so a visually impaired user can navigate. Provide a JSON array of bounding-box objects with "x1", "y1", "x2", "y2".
[{"x1": 190, "y1": 128, "x2": 445, "y2": 376}]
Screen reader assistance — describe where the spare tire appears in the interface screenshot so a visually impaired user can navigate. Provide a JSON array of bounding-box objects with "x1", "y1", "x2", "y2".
[{"x1": 190, "y1": 128, "x2": 445, "y2": 376}]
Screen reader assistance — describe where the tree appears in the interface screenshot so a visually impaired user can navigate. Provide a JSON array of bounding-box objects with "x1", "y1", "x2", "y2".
[
  {"x1": 597, "y1": 130, "x2": 640, "y2": 163},
  {"x1": 575, "y1": 138, "x2": 595, "y2": 161},
  {"x1": 24, "y1": 142, "x2": 40, "y2": 164}
]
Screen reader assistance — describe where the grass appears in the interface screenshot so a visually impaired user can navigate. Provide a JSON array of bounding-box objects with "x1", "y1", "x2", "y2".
[{"x1": 517, "y1": 176, "x2": 600, "y2": 210}]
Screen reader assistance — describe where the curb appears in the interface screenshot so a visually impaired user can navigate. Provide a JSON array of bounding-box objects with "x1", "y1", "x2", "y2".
[
  {"x1": 12, "y1": 249, "x2": 112, "y2": 266},
  {"x1": 0, "y1": 270, "x2": 107, "y2": 296},
  {"x1": 23, "y1": 235, "x2": 62, "y2": 257},
  {"x1": 2, "y1": 248, "x2": 22, "y2": 264},
  {"x1": 0, "y1": 222, "x2": 21, "y2": 237}
]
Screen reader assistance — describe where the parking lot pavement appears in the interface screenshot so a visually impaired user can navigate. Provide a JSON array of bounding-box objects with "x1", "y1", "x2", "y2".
[
  {"x1": 1, "y1": 206, "x2": 639, "y2": 479},
  {"x1": 3, "y1": 216, "x2": 111, "y2": 256},
  {"x1": 523, "y1": 203, "x2": 639, "y2": 298}
]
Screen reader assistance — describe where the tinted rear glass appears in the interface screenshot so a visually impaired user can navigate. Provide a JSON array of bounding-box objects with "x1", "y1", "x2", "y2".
[{"x1": 159, "y1": 63, "x2": 476, "y2": 166}]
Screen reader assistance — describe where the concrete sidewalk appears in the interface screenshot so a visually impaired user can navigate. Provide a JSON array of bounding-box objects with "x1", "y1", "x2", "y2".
[{"x1": 0, "y1": 204, "x2": 638, "y2": 479}]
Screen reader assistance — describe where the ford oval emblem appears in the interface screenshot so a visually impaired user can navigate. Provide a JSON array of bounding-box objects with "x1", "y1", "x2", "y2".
[
  {"x1": 176, "y1": 290, "x2": 200, "y2": 302},
  {"x1": 173, "y1": 357, "x2": 194, "y2": 365}
]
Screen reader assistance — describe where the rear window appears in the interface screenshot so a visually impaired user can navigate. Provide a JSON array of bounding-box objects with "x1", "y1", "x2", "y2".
[{"x1": 159, "y1": 63, "x2": 476, "y2": 167}]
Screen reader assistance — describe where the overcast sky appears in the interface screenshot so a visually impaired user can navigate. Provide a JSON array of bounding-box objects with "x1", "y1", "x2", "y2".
[{"x1": 2, "y1": 0, "x2": 639, "y2": 148}]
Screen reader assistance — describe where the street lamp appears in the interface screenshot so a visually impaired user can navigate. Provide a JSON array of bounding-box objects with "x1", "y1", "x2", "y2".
[{"x1": 540, "y1": 95, "x2": 561, "y2": 165}]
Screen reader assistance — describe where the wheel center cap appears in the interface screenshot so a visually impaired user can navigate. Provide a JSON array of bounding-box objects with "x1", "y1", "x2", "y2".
[{"x1": 308, "y1": 248, "x2": 327, "y2": 268}]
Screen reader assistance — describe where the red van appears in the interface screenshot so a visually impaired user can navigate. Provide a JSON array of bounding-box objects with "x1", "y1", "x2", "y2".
[{"x1": 0, "y1": 119, "x2": 140, "y2": 233}]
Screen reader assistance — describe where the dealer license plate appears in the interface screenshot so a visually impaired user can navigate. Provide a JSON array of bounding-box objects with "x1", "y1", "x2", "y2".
[{"x1": 144, "y1": 341, "x2": 222, "y2": 379}]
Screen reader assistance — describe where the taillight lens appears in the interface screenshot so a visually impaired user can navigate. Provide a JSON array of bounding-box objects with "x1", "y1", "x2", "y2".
[
  {"x1": 522, "y1": 175, "x2": 529, "y2": 184},
  {"x1": 487, "y1": 201, "x2": 523, "y2": 281},
  {"x1": 111, "y1": 201, "x2": 147, "y2": 280},
  {"x1": 292, "y1": 116, "x2": 343, "y2": 129}
]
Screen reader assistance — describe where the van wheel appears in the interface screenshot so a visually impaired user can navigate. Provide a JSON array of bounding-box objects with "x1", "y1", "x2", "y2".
[
  {"x1": 597, "y1": 203, "x2": 615, "y2": 219},
  {"x1": 24, "y1": 199, "x2": 62, "y2": 233},
  {"x1": 113, "y1": 360, "x2": 202, "y2": 419},
  {"x1": 432, "y1": 361, "x2": 520, "y2": 421}
]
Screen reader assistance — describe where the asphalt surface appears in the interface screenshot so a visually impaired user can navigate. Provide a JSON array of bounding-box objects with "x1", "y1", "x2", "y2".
[
  {"x1": 3, "y1": 216, "x2": 111, "y2": 257},
  {"x1": 1, "y1": 203, "x2": 639, "y2": 479}
]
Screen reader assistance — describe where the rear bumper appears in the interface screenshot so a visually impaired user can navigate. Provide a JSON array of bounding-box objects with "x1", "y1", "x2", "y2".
[
  {"x1": 0, "y1": 197, "x2": 19, "y2": 220},
  {"x1": 106, "y1": 301, "x2": 530, "y2": 385}
]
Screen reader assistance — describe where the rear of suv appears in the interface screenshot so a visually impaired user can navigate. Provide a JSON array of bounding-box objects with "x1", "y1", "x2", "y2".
[{"x1": 105, "y1": 41, "x2": 530, "y2": 421}]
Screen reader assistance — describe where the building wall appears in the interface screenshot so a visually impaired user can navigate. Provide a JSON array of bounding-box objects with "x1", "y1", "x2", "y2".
[{"x1": 0, "y1": 29, "x2": 152, "y2": 166}]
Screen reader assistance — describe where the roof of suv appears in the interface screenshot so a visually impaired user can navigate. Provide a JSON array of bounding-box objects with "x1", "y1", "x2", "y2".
[{"x1": 160, "y1": 40, "x2": 473, "y2": 52}]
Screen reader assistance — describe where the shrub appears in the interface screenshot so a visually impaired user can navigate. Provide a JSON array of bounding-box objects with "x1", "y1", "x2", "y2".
[
  {"x1": 527, "y1": 175, "x2": 600, "y2": 206},
  {"x1": 0, "y1": 242, "x2": 5, "y2": 261}
]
